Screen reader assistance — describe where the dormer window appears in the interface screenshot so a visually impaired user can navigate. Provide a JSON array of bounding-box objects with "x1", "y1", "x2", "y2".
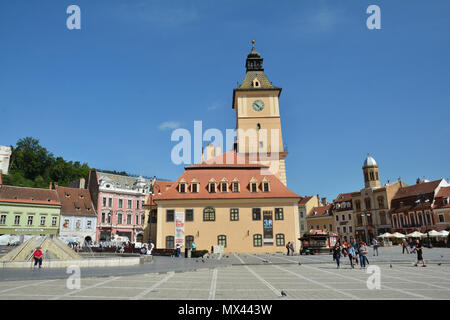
[
  {"x1": 232, "y1": 179, "x2": 240, "y2": 193},
  {"x1": 179, "y1": 183, "x2": 186, "y2": 193},
  {"x1": 251, "y1": 183, "x2": 258, "y2": 193},
  {"x1": 208, "y1": 179, "x2": 216, "y2": 193},
  {"x1": 191, "y1": 183, "x2": 198, "y2": 193},
  {"x1": 262, "y1": 178, "x2": 270, "y2": 192},
  {"x1": 252, "y1": 78, "x2": 260, "y2": 88},
  {"x1": 221, "y1": 181, "x2": 228, "y2": 193}
]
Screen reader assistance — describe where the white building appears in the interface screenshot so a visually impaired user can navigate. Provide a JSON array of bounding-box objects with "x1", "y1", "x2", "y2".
[
  {"x1": 55, "y1": 186, "x2": 97, "y2": 244},
  {"x1": 0, "y1": 146, "x2": 12, "y2": 175}
]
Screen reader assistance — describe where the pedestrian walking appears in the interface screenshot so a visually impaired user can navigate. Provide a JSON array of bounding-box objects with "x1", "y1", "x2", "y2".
[
  {"x1": 286, "y1": 241, "x2": 291, "y2": 256},
  {"x1": 402, "y1": 238, "x2": 410, "y2": 254},
  {"x1": 332, "y1": 242, "x2": 342, "y2": 268},
  {"x1": 413, "y1": 239, "x2": 427, "y2": 267},
  {"x1": 372, "y1": 238, "x2": 379, "y2": 256},
  {"x1": 347, "y1": 244, "x2": 356, "y2": 268},
  {"x1": 289, "y1": 241, "x2": 294, "y2": 256},
  {"x1": 175, "y1": 243, "x2": 181, "y2": 257},
  {"x1": 353, "y1": 240, "x2": 360, "y2": 264},
  {"x1": 359, "y1": 242, "x2": 368, "y2": 268},
  {"x1": 33, "y1": 246, "x2": 43, "y2": 269}
]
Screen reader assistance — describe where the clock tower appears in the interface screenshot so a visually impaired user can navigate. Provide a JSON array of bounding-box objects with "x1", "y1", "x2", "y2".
[{"x1": 232, "y1": 41, "x2": 288, "y2": 185}]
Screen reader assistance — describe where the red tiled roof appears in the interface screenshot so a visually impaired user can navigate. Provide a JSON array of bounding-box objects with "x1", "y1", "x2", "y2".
[
  {"x1": 186, "y1": 150, "x2": 269, "y2": 169},
  {"x1": 299, "y1": 196, "x2": 313, "y2": 205},
  {"x1": 436, "y1": 186, "x2": 450, "y2": 198},
  {"x1": 55, "y1": 186, "x2": 96, "y2": 217},
  {"x1": 155, "y1": 153, "x2": 300, "y2": 201},
  {"x1": 149, "y1": 180, "x2": 175, "y2": 205},
  {"x1": 392, "y1": 179, "x2": 442, "y2": 200},
  {"x1": 307, "y1": 204, "x2": 333, "y2": 218},
  {"x1": 0, "y1": 185, "x2": 60, "y2": 206},
  {"x1": 333, "y1": 192, "x2": 353, "y2": 203},
  {"x1": 433, "y1": 186, "x2": 450, "y2": 209}
]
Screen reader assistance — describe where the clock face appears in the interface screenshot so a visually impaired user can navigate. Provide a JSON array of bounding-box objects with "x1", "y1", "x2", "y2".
[{"x1": 252, "y1": 100, "x2": 265, "y2": 112}]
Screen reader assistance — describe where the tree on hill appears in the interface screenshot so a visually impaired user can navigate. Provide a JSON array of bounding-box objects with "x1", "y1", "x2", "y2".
[{"x1": 4, "y1": 137, "x2": 90, "y2": 188}]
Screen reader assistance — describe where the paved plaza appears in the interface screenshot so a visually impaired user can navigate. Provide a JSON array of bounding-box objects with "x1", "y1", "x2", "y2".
[{"x1": 0, "y1": 247, "x2": 449, "y2": 300}]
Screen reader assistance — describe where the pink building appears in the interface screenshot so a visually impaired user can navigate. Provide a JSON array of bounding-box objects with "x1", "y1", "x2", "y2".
[{"x1": 84, "y1": 170, "x2": 152, "y2": 242}]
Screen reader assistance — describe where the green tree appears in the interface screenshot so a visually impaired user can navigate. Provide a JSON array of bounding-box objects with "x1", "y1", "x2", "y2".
[{"x1": 4, "y1": 137, "x2": 91, "y2": 188}]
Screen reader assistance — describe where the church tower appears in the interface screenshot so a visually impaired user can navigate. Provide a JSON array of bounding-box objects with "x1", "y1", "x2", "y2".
[
  {"x1": 232, "y1": 41, "x2": 288, "y2": 185},
  {"x1": 363, "y1": 155, "x2": 381, "y2": 188}
]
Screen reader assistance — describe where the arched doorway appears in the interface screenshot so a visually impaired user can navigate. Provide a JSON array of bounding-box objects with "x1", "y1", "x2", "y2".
[
  {"x1": 136, "y1": 233, "x2": 144, "y2": 243},
  {"x1": 84, "y1": 236, "x2": 92, "y2": 244}
]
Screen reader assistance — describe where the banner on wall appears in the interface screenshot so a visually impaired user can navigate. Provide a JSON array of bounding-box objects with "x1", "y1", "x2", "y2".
[
  {"x1": 175, "y1": 211, "x2": 185, "y2": 246},
  {"x1": 263, "y1": 210, "x2": 273, "y2": 244}
]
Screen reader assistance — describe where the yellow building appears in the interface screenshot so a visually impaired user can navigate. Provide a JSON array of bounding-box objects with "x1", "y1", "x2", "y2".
[
  {"x1": 306, "y1": 204, "x2": 334, "y2": 233},
  {"x1": 153, "y1": 151, "x2": 300, "y2": 253},
  {"x1": 298, "y1": 196, "x2": 320, "y2": 237},
  {"x1": 351, "y1": 155, "x2": 407, "y2": 242},
  {"x1": 232, "y1": 41, "x2": 288, "y2": 186}
]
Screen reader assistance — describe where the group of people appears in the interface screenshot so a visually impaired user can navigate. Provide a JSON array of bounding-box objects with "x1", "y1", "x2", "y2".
[{"x1": 332, "y1": 239, "x2": 370, "y2": 269}]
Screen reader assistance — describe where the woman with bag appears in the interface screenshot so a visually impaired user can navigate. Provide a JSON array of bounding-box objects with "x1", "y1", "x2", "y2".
[{"x1": 332, "y1": 242, "x2": 342, "y2": 269}]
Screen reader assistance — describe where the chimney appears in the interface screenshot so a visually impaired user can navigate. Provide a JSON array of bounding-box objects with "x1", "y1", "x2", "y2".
[
  {"x1": 416, "y1": 178, "x2": 421, "y2": 184},
  {"x1": 321, "y1": 197, "x2": 327, "y2": 206},
  {"x1": 206, "y1": 143, "x2": 215, "y2": 160}
]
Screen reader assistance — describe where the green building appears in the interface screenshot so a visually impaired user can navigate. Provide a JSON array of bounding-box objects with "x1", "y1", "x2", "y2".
[{"x1": 0, "y1": 183, "x2": 61, "y2": 236}]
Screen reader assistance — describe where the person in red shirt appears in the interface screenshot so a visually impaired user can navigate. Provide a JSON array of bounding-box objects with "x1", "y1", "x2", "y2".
[{"x1": 33, "y1": 246, "x2": 43, "y2": 268}]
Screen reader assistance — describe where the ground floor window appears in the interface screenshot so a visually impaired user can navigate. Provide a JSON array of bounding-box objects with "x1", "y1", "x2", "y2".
[
  {"x1": 218, "y1": 235, "x2": 227, "y2": 247},
  {"x1": 185, "y1": 235, "x2": 194, "y2": 248},
  {"x1": 276, "y1": 233, "x2": 285, "y2": 246},
  {"x1": 253, "y1": 234, "x2": 262, "y2": 247},
  {"x1": 439, "y1": 214, "x2": 444, "y2": 223},
  {"x1": 166, "y1": 236, "x2": 174, "y2": 249}
]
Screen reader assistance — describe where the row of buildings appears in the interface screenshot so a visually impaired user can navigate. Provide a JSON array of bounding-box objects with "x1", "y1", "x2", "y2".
[
  {"x1": 1, "y1": 42, "x2": 449, "y2": 252},
  {"x1": 299, "y1": 156, "x2": 450, "y2": 244}
]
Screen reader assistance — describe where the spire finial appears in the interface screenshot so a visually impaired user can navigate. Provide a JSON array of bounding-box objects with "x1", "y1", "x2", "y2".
[{"x1": 252, "y1": 39, "x2": 255, "y2": 49}]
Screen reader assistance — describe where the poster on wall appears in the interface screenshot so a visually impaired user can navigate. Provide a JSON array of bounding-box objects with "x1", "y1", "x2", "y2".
[
  {"x1": 175, "y1": 211, "x2": 185, "y2": 246},
  {"x1": 263, "y1": 210, "x2": 273, "y2": 244}
]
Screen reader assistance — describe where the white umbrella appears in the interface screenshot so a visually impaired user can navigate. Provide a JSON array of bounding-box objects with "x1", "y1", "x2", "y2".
[
  {"x1": 392, "y1": 232, "x2": 406, "y2": 238},
  {"x1": 422, "y1": 230, "x2": 443, "y2": 237},
  {"x1": 378, "y1": 232, "x2": 394, "y2": 238},
  {"x1": 438, "y1": 230, "x2": 449, "y2": 237},
  {"x1": 406, "y1": 231, "x2": 424, "y2": 238}
]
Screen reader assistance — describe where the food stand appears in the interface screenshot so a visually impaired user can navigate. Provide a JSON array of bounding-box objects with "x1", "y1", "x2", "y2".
[{"x1": 299, "y1": 230, "x2": 338, "y2": 255}]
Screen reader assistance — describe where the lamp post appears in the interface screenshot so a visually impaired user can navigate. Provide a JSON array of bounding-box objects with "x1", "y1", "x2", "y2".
[
  {"x1": 147, "y1": 176, "x2": 161, "y2": 244},
  {"x1": 108, "y1": 211, "x2": 112, "y2": 241},
  {"x1": 416, "y1": 195, "x2": 432, "y2": 248},
  {"x1": 361, "y1": 210, "x2": 371, "y2": 244}
]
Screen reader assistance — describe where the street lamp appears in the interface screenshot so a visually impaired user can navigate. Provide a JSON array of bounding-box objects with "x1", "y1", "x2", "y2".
[
  {"x1": 416, "y1": 195, "x2": 432, "y2": 248},
  {"x1": 147, "y1": 176, "x2": 161, "y2": 244},
  {"x1": 361, "y1": 210, "x2": 371, "y2": 244},
  {"x1": 108, "y1": 211, "x2": 112, "y2": 241}
]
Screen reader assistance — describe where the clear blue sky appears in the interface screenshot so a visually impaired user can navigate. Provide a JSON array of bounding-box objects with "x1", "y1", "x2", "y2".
[{"x1": 1, "y1": 0, "x2": 449, "y2": 200}]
